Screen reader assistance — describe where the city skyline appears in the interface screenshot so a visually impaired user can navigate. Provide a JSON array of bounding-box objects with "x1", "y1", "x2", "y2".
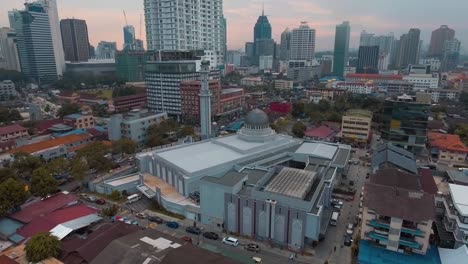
[{"x1": 1, "y1": 0, "x2": 468, "y2": 52}]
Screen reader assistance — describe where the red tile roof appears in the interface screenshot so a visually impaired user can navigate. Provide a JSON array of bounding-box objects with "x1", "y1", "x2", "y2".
[
  {"x1": 0, "y1": 124, "x2": 27, "y2": 135},
  {"x1": 35, "y1": 119, "x2": 64, "y2": 132},
  {"x1": 428, "y1": 132, "x2": 468, "y2": 153},
  {"x1": 10, "y1": 193, "x2": 77, "y2": 223},
  {"x1": 15, "y1": 204, "x2": 98, "y2": 239},
  {"x1": 0, "y1": 255, "x2": 19, "y2": 264},
  {"x1": 9, "y1": 134, "x2": 91, "y2": 155},
  {"x1": 304, "y1": 126, "x2": 334, "y2": 139}
]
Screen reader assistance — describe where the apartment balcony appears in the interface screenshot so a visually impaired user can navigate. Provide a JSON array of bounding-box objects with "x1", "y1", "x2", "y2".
[
  {"x1": 368, "y1": 231, "x2": 389, "y2": 243},
  {"x1": 401, "y1": 226, "x2": 424, "y2": 236},
  {"x1": 399, "y1": 237, "x2": 421, "y2": 249},
  {"x1": 369, "y1": 219, "x2": 390, "y2": 229}
]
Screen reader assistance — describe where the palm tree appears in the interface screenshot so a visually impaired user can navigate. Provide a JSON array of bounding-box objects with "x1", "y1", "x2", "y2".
[{"x1": 25, "y1": 232, "x2": 61, "y2": 262}]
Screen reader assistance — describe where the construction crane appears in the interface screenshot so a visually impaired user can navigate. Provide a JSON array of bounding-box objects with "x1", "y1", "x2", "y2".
[{"x1": 123, "y1": 10, "x2": 128, "y2": 26}]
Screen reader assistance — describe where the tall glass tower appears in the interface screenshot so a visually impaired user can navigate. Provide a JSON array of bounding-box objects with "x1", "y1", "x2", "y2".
[
  {"x1": 123, "y1": 25, "x2": 135, "y2": 50},
  {"x1": 253, "y1": 8, "x2": 272, "y2": 41},
  {"x1": 333, "y1": 21, "x2": 350, "y2": 77}
]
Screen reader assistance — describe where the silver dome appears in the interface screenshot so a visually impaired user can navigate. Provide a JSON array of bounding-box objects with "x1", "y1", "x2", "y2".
[{"x1": 244, "y1": 109, "x2": 269, "y2": 129}]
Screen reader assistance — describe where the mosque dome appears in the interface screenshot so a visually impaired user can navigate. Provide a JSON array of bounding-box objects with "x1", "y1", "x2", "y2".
[{"x1": 244, "y1": 109, "x2": 269, "y2": 129}]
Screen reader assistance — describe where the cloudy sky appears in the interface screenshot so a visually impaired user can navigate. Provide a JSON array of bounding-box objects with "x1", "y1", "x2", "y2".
[{"x1": 1, "y1": 0, "x2": 467, "y2": 52}]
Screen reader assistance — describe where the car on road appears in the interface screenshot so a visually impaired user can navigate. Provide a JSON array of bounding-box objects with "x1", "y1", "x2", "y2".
[
  {"x1": 222, "y1": 237, "x2": 239, "y2": 247},
  {"x1": 87, "y1": 196, "x2": 97, "y2": 202},
  {"x1": 344, "y1": 235, "x2": 353, "y2": 246},
  {"x1": 185, "y1": 226, "x2": 202, "y2": 235},
  {"x1": 148, "y1": 216, "x2": 164, "y2": 224},
  {"x1": 331, "y1": 199, "x2": 343, "y2": 207},
  {"x1": 166, "y1": 221, "x2": 179, "y2": 229},
  {"x1": 346, "y1": 223, "x2": 354, "y2": 235},
  {"x1": 79, "y1": 193, "x2": 88, "y2": 199},
  {"x1": 95, "y1": 199, "x2": 106, "y2": 205},
  {"x1": 181, "y1": 236, "x2": 192, "y2": 243},
  {"x1": 136, "y1": 212, "x2": 146, "y2": 219},
  {"x1": 252, "y1": 257, "x2": 262, "y2": 263},
  {"x1": 244, "y1": 243, "x2": 260, "y2": 253},
  {"x1": 203, "y1": 232, "x2": 219, "y2": 240}
]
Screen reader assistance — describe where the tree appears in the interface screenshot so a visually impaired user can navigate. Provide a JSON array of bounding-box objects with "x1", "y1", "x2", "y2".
[
  {"x1": 292, "y1": 102, "x2": 305, "y2": 118},
  {"x1": 44, "y1": 105, "x2": 50, "y2": 113},
  {"x1": 177, "y1": 126, "x2": 194, "y2": 138},
  {"x1": 101, "y1": 204, "x2": 119, "y2": 217},
  {"x1": 112, "y1": 139, "x2": 137, "y2": 155},
  {"x1": 455, "y1": 124, "x2": 468, "y2": 145},
  {"x1": 146, "y1": 119, "x2": 179, "y2": 148},
  {"x1": 108, "y1": 190, "x2": 121, "y2": 201},
  {"x1": 48, "y1": 158, "x2": 69, "y2": 176},
  {"x1": 12, "y1": 152, "x2": 43, "y2": 178},
  {"x1": 0, "y1": 178, "x2": 30, "y2": 216},
  {"x1": 0, "y1": 107, "x2": 23, "y2": 123},
  {"x1": 112, "y1": 87, "x2": 137, "y2": 98},
  {"x1": 70, "y1": 157, "x2": 89, "y2": 182},
  {"x1": 292, "y1": 121, "x2": 307, "y2": 138},
  {"x1": 77, "y1": 142, "x2": 112, "y2": 173},
  {"x1": 31, "y1": 168, "x2": 58, "y2": 198},
  {"x1": 57, "y1": 103, "x2": 80, "y2": 118},
  {"x1": 25, "y1": 232, "x2": 61, "y2": 262},
  {"x1": 0, "y1": 167, "x2": 16, "y2": 182}
]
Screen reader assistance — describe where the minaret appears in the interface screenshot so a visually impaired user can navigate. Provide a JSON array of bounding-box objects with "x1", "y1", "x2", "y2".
[{"x1": 199, "y1": 60, "x2": 212, "y2": 140}]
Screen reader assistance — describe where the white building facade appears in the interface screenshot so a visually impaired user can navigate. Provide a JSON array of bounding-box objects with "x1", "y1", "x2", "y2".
[
  {"x1": 144, "y1": 0, "x2": 225, "y2": 67},
  {"x1": 290, "y1": 22, "x2": 315, "y2": 61},
  {"x1": 403, "y1": 74, "x2": 439, "y2": 91},
  {"x1": 333, "y1": 81, "x2": 375, "y2": 94},
  {"x1": 0, "y1": 28, "x2": 21, "y2": 72}
]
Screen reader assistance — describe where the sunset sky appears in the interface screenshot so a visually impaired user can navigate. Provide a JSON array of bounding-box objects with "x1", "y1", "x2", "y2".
[{"x1": 1, "y1": 0, "x2": 467, "y2": 52}]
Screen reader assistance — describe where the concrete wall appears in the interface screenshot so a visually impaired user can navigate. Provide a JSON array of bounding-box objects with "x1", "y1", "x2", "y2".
[{"x1": 200, "y1": 181, "x2": 233, "y2": 226}]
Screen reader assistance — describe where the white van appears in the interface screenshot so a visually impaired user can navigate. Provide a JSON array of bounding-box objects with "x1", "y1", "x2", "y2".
[
  {"x1": 126, "y1": 194, "x2": 141, "y2": 204},
  {"x1": 222, "y1": 237, "x2": 239, "y2": 247}
]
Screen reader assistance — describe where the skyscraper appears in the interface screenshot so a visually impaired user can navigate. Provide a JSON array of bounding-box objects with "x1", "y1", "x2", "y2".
[
  {"x1": 60, "y1": 19, "x2": 90, "y2": 62},
  {"x1": 290, "y1": 22, "x2": 316, "y2": 61},
  {"x1": 0, "y1": 27, "x2": 21, "y2": 71},
  {"x1": 357, "y1": 46, "x2": 380, "y2": 74},
  {"x1": 279, "y1": 28, "x2": 291, "y2": 61},
  {"x1": 253, "y1": 7, "x2": 273, "y2": 64},
  {"x1": 123, "y1": 25, "x2": 135, "y2": 50},
  {"x1": 96, "y1": 41, "x2": 116, "y2": 59},
  {"x1": 144, "y1": 0, "x2": 224, "y2": 67},
  {"x1": 9, "y1": 2, "x2": 57, "y2": 82},
  {"x1": 429, "y1": 25, "x2": 455, "y2": 58},
  {"x1": 221, "y1": 16, "x2": 227, "y2": 64},
  {"x1": 333, "y1": 21, "x2": 350, "y2": 77},
  {"x1": 199, "y1": 61, "x2": 212, "y2": 140},
  {"x1": 441, "y1": 38, "x2": 461, "y2": 71},
  {"x1": 395, "y1": 29, "x2": 421, "y2": 69},
  {"x1": 36, "y1": 0, "x2": 65, "y2": 77}
]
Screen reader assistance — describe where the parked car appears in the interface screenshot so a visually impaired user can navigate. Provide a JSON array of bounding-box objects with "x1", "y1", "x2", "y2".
[
  {"x1": 203, "y1": 232, "x2": 219, "y2": 240},
  {"x1": 244, "y1": 243, "x2": 260, "y2": 253},
  {"x1": 148, "y1": 216, "x2": 164, "y2": 224},
  {"x1": 185, "y1": 226, "x2": 202, "y2": 235},
  {"x1": 344, "y1": 235, "x2": 353, "y2": 246},
  {"x1": 79, "y1": 193, "x2": 88, "y2": 199},
  {"x1": 346, "y1": 223, "x2": 354, "y2": 235},
  {"x1": 166, "y1": 221, "x2": 179, "y2": 229},
  {"x1": 331, "y1": 199, "x2": 343, "y2": 207},
  {"x1": 181, "y1": 236, "x2": 192, "y2": 243},
  {"x1": 95, "y1": 199, "x2": 106, "y2": 205},
  {"x1": 252, "y1": 257, "x2": 262, "y2": 263},
  {"x1": 87, "y1": 196, "x2": 97, "y2": 202},
  {"x1": 222, "y1": 237, "x2": 239, "y2": 247},
  {"x1": 136, "y1": 213, "x2": 146, "y2": 219}
]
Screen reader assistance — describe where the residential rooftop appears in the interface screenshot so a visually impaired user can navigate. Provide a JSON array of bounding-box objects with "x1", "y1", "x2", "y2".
[
  {"x1": 448, "y1": 184, "x2": 468, "y2": 216},
  {"x1": 10, "y1": 134, "x2": 91, "y2": 155},
  {"x1": 0, "y1": 124, "x2": 27, "y2": 135}
]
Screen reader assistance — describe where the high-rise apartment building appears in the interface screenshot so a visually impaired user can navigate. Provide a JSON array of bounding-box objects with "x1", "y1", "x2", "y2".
[
  {"x1": 359, "y1": 31, "x2": 395, "y2": 71},
  {"x1": 0, "y1": 28, "x2": 21, "y2": 71},
  {"x1": 429, "y1": 25, "x2": 455, "y2": 58},
  {"x1": 9, "y1": 2, "x2": 57, "y2": 83},
  {"x1": 333, "y1": 21, "x2": 350, "y2": 77},
  {"x1": 96, "y1": 41, "x2": 117, "y2": 59},
  {"x1": 145, "y1": 51, "x2": 220, "y2": 117},
  {"x1": 36, "y1": 0, "x2": 65, "y2": 77},
  {"x1": 290, "y1": 22, "x2": 315, "y2": 61},
  {"x1": 357, "y1": 46, "x2": 380, "y2": 74},
  {"x1": 442, "y1": 38, "x2": 461, "y2": 71},
  {"x1": 116, "y1": 50, "x2": 153, "y2": 82},
  {"x1": 60, "y1": 19, "x2": 90, "y2": 62},
  {"x1": 394, "y1": 29, "x2": 421, "y2": 69},
  {"x1": 252, "y1": 8, "x2": 273, "y2": 65},
  {"x1": 123, "y1": 25, "x2": 135, "y2": 50},
  {"x1": 279, "y1": 28, "x2": 291, "y2": 61},
  {"x1": 144, "y1": 0, "x2": 225, "y2": 67},
  {"x1": 135, "y1": 39, "x2": 144, "y2": 51}
]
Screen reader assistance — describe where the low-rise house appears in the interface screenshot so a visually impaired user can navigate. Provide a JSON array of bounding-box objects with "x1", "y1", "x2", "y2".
[
  {"x1": 428, "y1": 132, "x2": 468, "y2": 167},
  {"x1": 0, "y1": 124, "x2": 28, "y2": 142},
  {"x1": 9, "y1": 134, "x2": 92, "y2": 160},
  {"x1": 304, "y1": 126, "x2": 335, "y2": 142},
  {"x1": 63, "y1": 114, "x2": 96, "y2": 129}
]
